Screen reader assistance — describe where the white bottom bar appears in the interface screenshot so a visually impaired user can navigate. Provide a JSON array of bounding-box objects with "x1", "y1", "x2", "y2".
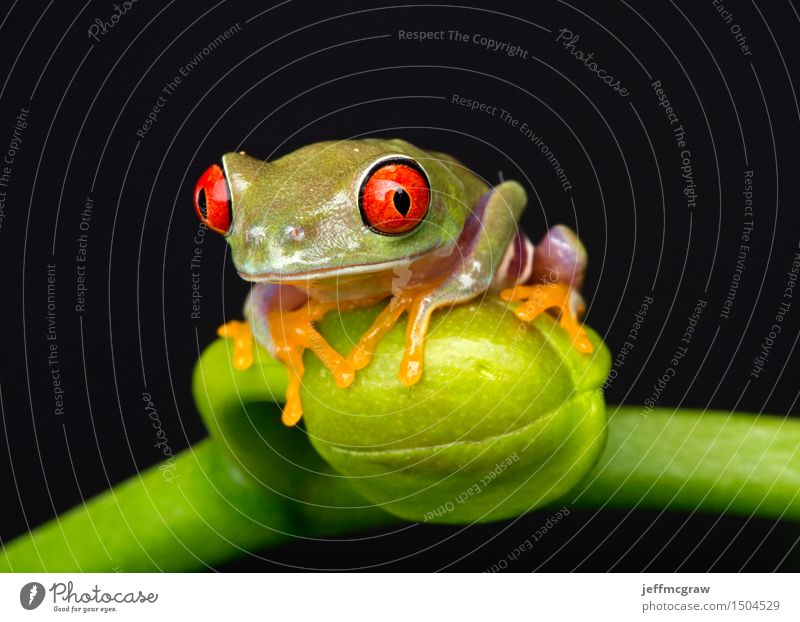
[{"x1": 1, "y1": 573, "x2": 797, "y2": 621}]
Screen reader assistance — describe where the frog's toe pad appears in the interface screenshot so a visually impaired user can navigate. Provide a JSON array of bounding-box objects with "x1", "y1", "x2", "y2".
[
  {"x1": 399, "y1": 350, "x2": 424, "y2": 387},
  {"x1": 217, "y1": 320, "x2": 255, "y2": 369},
  {"x1": 500, "y1": 283, "x2": 593, "y2": 354}
]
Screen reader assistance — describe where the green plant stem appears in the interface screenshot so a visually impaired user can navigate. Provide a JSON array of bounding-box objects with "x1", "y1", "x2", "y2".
[
  {"x1": 0, "y1": 437, "x2": 393, "y2": 572},
  {"x1": 2, "y1": 405, "x2": 798, "y2": 570},
  {"x1": 0, "y1": 438, "x2": 291, "y2": 571},
  {"x1": 573, "y1": 407, "x2": 800, "y2": 521}
]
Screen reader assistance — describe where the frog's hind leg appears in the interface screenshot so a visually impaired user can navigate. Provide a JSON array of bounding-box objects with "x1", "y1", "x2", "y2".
[
  {"x1": 530, "y1": 224, "x2": 588, "y2": 292},
  {"x1": 499, "y1": 225, "x2": 593, "y2": 353},
  {"x1": 243, "y1": 284, "x2": 309, "y2": 357},
  {"x1": 217, "y1": 283, "x2": 308, "y2": 370},
  {"x1": 217, "y1": 283, "x2": 306, "y2": 373}
]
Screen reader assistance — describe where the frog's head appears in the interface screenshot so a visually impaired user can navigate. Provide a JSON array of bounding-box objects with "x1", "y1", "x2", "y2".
[{"x1": 193, "y1": 139, "x2": 475, "y2": 282}]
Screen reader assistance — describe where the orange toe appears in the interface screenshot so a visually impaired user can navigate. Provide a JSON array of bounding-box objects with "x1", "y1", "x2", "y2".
[
  {"x1": 268, "y1": 300, "x2": 356, "y2": 426},
  {"x1": 217, "y1": 320, "x2": 254, "y2": 370},
  {"x1": 347, "y1": 294, "x2": 414, "y2": 371},
  {"x1": 346, "y1": 286, "x2": 438, "y2": 388},
  {"x1": 500, "y1": 282, "x2": 593, "y2": 354}
]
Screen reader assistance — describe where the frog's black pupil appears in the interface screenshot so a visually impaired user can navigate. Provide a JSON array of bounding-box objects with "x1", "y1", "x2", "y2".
[
  {"x1": 198, "y1": 188, "x2": 208, "y2": 219},
  {"x1": 393, "y1": 188, "x2": 411, "y2": 216}
]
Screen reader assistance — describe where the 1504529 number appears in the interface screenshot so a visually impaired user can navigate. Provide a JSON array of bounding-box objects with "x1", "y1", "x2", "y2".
[{"x1": 734, "y1": 600, "x2": 780, "y2": 611}]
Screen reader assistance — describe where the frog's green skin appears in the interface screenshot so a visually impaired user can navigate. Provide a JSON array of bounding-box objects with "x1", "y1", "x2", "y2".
[{"x1": 218, "y1": 138, "x2": 587, "y2": 369}]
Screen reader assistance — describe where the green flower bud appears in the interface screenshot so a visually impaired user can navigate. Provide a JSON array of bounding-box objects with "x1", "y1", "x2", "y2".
[{"x1": 301, "y1": 297, "x2": 610, "y2": 524}]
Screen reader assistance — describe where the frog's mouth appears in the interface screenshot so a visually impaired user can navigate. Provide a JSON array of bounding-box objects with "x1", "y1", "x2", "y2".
[
  {"x1": 238, "y1": 256, "x2": 415, "y2": 282},
  {"x1": 237, "y1": 244, "x2": 459, "y2": 284}
]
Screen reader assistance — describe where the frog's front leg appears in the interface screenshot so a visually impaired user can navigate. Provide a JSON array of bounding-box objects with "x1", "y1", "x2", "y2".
[
  {"x1": 219, "y1": 284, "x2": 356, "y2": 426},
  {"x1": 349, "y1": 181, "x2": 528, "y2": 386}
]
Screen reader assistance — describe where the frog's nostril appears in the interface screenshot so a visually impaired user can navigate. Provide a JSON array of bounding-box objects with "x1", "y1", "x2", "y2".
[
  {"x1": 245, "y1": 226, "x2": 267, "y2": 244},
  {"x1": 284, "y1": 224, "x2": 305, "y2": 242}
]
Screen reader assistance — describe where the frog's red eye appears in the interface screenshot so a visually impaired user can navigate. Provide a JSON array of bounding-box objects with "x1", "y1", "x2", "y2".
[
  {"x1": 360, "y1": 161, "x2": 430, "y2": 234},
  {"x1": 194, "y1": 163, "x2": 231, "y2": 234}
]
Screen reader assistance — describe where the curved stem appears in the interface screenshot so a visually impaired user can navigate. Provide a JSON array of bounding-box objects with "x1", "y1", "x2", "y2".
[
  {"x1": 0, "y1": 439, "x2": 294, "y2": 571},
  {"x1": 3, "y1": 404, "x2": 798, "y2": 571},
  {"x1": 0, "y1": 438, "x2": 394, "y2": 572},
  {"x1": 572, "y1": 406, "x2": 800, "y2": 521}
]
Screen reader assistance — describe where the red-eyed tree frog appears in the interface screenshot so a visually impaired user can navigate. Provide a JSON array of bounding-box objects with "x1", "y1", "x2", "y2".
[{"x1": 194, "y1": 139, "x2": 591, "y2": 426}]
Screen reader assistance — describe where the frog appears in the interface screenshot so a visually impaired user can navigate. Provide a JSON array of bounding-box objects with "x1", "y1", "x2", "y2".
[{"x1": 193, "y1": 138, "x2": 592, "y2": 426}]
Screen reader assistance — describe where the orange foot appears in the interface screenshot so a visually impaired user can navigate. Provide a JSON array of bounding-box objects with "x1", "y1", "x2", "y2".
[
  {"x1": 218, "y1": 301, "x2": 356, "y2": 428},
  {"x1": 346, "y1": 285, "x2": 440, "y2": 388},
  {"x1": 268, "y1": 300, "x2": 357, "y2": 427},
  {"x1": 500, "y1": 282, "x2": 593, "y2": 354}
]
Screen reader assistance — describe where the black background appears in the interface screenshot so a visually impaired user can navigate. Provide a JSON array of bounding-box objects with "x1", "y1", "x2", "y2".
[{"x1": 1, "y1": 0, "x2": 799, "y2": 571}]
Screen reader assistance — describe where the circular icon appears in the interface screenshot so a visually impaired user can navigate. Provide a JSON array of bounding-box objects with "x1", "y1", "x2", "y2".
[{"x1": 19, "y1": 582, "x2": 45, "y2": 610}]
